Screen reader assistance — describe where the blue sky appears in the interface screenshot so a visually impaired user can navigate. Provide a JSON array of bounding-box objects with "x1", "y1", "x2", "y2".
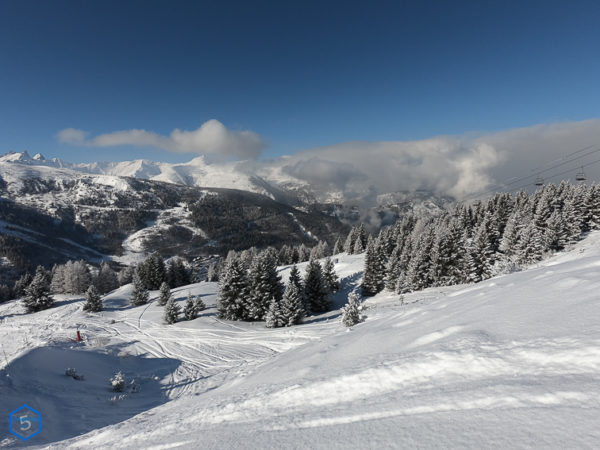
[{"x1": 1, "y1": 0, "x2": 600, "y2": 163}]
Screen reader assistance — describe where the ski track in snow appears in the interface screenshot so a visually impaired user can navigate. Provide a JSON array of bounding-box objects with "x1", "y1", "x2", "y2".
[{"x1": 2, "y1": 235, "x2": 600, "y2": 448}]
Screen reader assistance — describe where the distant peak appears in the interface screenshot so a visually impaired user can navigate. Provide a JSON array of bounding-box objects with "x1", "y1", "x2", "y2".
[
  {"x1": 33, "y1": 152, "x2": 45, "y2": 160},
  {"x1": 187, "y1": 155, "x2": 207, "y2": 166},
  {"x1": 0, "y1": 150, "x2": 33, "y2": 162}
]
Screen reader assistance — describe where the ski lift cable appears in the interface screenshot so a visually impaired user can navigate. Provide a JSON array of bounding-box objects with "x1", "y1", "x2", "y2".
[
  {"x1": 507, "y1": 157, "x2": 600, "y2": 192},
  {"x1": 525, "y1": 144, "x2": 595, "y2": 174},
  {"x1": 463, "y1": 144, "x2": 600, "y2": 200}
]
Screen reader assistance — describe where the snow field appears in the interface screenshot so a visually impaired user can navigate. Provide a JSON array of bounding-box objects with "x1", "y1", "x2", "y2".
[{"x1": 1, "y1": 234, "x2": 600, "y2": 448}]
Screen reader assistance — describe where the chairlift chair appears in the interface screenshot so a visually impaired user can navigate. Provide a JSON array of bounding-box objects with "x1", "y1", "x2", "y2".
[
  {"x1": 534, "y1": 176, "x2": 544, "y2": 186},
  {"x1": 576, "y1": 167, "x2": 586, "y2": 182}
]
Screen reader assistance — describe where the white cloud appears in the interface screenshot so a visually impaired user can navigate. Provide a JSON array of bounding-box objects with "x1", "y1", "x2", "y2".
[
  {"x1": 58, "y1": 119, "x2": 266, "y2": 160},
  {"x1": 271, "y1": 118, "x2": 600, "y2": 200}
]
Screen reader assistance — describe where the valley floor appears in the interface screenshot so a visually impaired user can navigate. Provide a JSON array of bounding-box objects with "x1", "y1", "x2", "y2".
[{"x1": 1, "y1": 238, "x2": 600, "y2": 449}]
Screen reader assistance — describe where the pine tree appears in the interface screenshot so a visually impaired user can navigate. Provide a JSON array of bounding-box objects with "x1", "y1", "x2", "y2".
[
  {"x1": 280, "y1": 281, "x2": 304, "y2": 326},
  {"x1": 344, "y1": 227, "x2": 357, "y2": 254},
  {"x1": 83, "y1": 285, "x2": 102, "y2": 312},
  {"x1": 157, "y1": 282, "x2": 171, "y2": 306},
  {"x1": 544, "y1": 209, "x2": 565, "y2": 251},
  {"x1": 195, "y1": 295, "x2": 206, "y2": 313},
  {"x1": 385, "y1": 246, "x2": 401, "y2": 290},
  {"x1": 288, "y1": 264, "x2": 303, "y2": 291},
  {"x1": 13, "y1": 272, "x2": 32, "y2": 298},
  {"x1": 206, "y1": 262, "x2": 219, "y2": 282},
  {"x1": 183, "y1": 292, "x2": 205, "y2": 320},
  {"x1": 95, "y1": 261, "x2": 119, "y2": 294},
  {"x1": 131, "y1": 270, "x2": 149, "y2": 306},
  {"x1": 322, "y1": 257, "x2": 340, "y2": 294},
  {"x1": 499, "y1": 211, "x2": 522, "y2": 258},
  {"x1": 353, "y1": 234, "x2": 365, "y2": 254},
  {"x1": 562, "y1": 197, "x2": 582, "y2": 244},
  {"x1": 341, "y1": 292, "x2": 361, "y2": 327},
  {"x1": 303, "y1": 259, "x2": 331, "y2": 314},
  {"x1": 362, "y1": 237, "x2": 385, "y2": 296},
  {"x1": 166, "y1": 258, "x2": 190, "y2": 288},
  {"x1": 356, "y1": 224, "x2": 367, "y2": 250},
  {"x1": 22, "y1": 266, "x2": 54, "y2": 313},
  {"x1": 467, "y1": 220, "x2": 494, "y2": 282},
  {"x1": 332, "y1": 238, "x2": 342, "y2": 255},
  {"x1": 516, "y1": 222, "x2": 544, "y2": 265},
  {"x1": 265, "y1": 298, "x2": 284, "y2": 328},
  {"x1": 247, "y1": 251, "x2": 283, "y2": 320},
  {"x1": 147, "y1": 253, "x2": 167, "y2": 290},
  {"x1": 164, "y1": 296, "x2": 180, "y2": 324},
  {"x1": 117, "y1": 266, "x2": 134, "y2": 286},
  {"x1": 217, "y1": 258, "x2": 250, "y2": 320}
]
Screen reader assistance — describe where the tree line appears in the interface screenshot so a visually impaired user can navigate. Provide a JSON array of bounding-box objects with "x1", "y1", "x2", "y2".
[{"x1": 360, "y1": 182, "x2": 600, "y2": 296}]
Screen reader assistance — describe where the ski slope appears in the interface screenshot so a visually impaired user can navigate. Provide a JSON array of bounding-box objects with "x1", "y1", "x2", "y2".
[{"x1": 2, "y1": 236, "x2": 600, "y2": 448}]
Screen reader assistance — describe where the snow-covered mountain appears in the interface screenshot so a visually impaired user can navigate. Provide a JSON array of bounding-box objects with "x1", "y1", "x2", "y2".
[
  {"x1": 2, "y1": 233, "x2": 600, "y2": 448},
  {"x1": 1, "y1": 151, "x2": 452, "y2": 228},
  {"x1": 0, "y1": 158, "x2": 348, "y2": 275}
]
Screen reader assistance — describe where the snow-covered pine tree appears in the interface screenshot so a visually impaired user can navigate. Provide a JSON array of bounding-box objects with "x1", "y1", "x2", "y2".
[
  {"x1": 13, "y1": 272, "x2": 32, "y2": 298},
  {"x1": 206, "y1": 262, "x2": 219, "y2": 282},
  {"x1": 288, "y1": 264, "x2": 303, "y2": 290},
  {"x1": 95, "y1": 261, "x2": 119, "y2": 294},
  {"x1": 50, "y1": 264, "x2": 64, "y2": 293},
  {"x1": 117, "y1": 266, "x2": 134, "y2": 286},
  {"x1": 71, "y1": 260, "x2": 92, "y2": 294},
  {"x1": 353, "y1": 234, "x2": 365, "y2": 253},
  {"x1": 341, "y1": 291, "x2": 361, "y2": 327},
  {"x1": 303, "y1": 259, "x2": 331, "y2": 314},
  {"x1": 584, "y1": 184, "x2": 600, "y2": 230},
  {"x1": 343, "y1": 226, "x2": 357, "y2": 254},
  {"x1": 147, "y1": 253, "x2": 167, "y2": 290},
  {"x1": 499, "y1": 210, "x2": 522, "y2": 258},
  {"x1": 183, "y1": 293, "x2": 198, "y2": 320},
  {"x1": 322, "y1": 256, "x2": 340, "y2": 294},
  {"x1": 467, "y1": 219, "x2": 494, "y2": 282},
  {"x1": 356, "y1": 224, "x2": 367, "y2": 249},
  {"x1": 280, "y1": 279, "x2": 304, "y2": 326},
  {"x1": 332, "y1": 238, "x2": 342, "y2": 255},
  {"x1": 164, "y1": 296, "x2": 180, "y2": 324},
  {"x1": 247, "y1": 250, "x2": 284, "y2": 320},
  {"x1": 217, "y1": 258, "x2": 250, "y2": 320},
  {"x1": 544, "y1": 209, "x2": 566, "y2": 251},
  {"x1": 297, "y1": 244, "x2": 310, "y2": 262},
  {"x1": 194, "y1": 295, "x2": 206, "y2": 312},
  {"x1": 384, "y1": 246, "x2": 401, "y2": 290},
  {"x1": 561, "y1": 196, "x2": 582, "y2": 244},
  {"x1": 157, "y1": 281, "x2": 171, "y2": 306},
  {"x1": 166, "y1": 257, "x2": 190, "y2": 288},
  {"x1": 130, "y1": 270, "x2": 149, "y2": 306},
  {"x1": 23, "y1": 266, "x2": 54, "y2": 313},
  {"x1": 83, "y1": 285, "x2": 102, "y2": 312},
  {"x1": 404, "y1": 225, "x2": 435, "y2": 291},
  {"x1": 265, "y1": 298, "x2": 284, "y2": 328},
  {"x1": 516, "y1": 221, "x2": 544, "y2": 265},
  {"x1": 361, "y1": 236, "x2": 385, "y2": 296}
]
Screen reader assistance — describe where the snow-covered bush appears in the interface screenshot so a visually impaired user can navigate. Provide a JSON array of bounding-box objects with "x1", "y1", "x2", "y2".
[{"x1": 110, "y1": 371, "x2": 125, "y2": 392}]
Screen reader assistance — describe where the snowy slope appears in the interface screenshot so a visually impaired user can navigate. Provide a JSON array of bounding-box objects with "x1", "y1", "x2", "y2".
[{"x1": 2, "y1": 235, "x2": 600, "y2": 448}]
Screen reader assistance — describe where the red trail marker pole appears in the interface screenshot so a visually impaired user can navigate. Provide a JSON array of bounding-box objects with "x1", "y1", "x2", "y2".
[{"x1": 76, "y1": 330, "x2": 82, "y2": 342}]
